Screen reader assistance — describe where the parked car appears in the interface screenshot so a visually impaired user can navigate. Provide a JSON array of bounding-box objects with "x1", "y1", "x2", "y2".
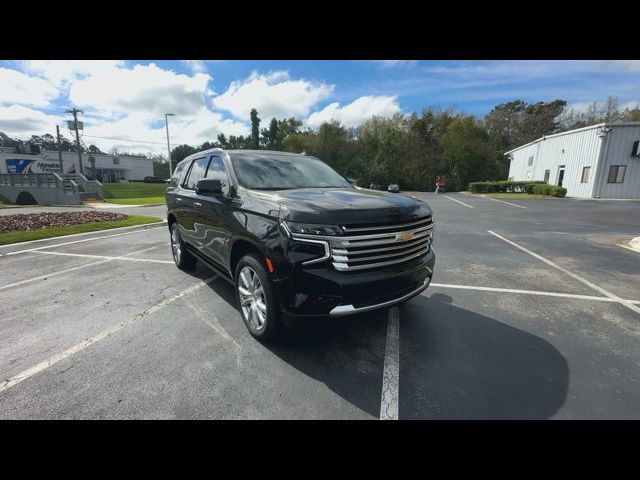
[
  {"x1": 144, "y1": 176, "x2": 167, "y2": 183},
  {"x1": 388, "y1": 184, "x2": 400, "y2": 193},
  {"x1": 166, "y1": 149, "x2": 435, "y2": 341},
  {"x1": 369, "y1": 181, "x2": 382, "y2": 190}
]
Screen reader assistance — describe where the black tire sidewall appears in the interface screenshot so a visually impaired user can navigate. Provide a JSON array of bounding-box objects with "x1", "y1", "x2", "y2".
[{"x1": 235, "y1": 254, "x2": 281, "y2": 341}]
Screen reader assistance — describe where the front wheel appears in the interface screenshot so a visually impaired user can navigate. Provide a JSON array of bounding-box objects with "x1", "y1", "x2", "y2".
[{"x1": 235, "y1": 254, "x2": 282, "y2": 341}]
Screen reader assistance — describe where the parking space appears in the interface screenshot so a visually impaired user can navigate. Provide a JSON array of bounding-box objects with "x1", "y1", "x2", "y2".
[{"x1": 1, "y1": 194, "x2": 639, "y2": 419}]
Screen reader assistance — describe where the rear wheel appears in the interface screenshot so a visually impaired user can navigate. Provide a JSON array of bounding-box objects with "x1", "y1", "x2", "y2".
[
  {"x1": 235, "y1": 254, "x2": 282, "y2": 341},
  {"x1": 170, "y1": 223, "x2": 197, "y2": 271}
]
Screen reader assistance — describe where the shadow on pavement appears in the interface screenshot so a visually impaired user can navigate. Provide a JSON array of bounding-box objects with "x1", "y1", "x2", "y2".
[
  {"x1": 198, "y1": 265, "x2": 388, "y2": 418},
  {"x1": 400, "y1": 293, "x2": 569, "y2": 419}
]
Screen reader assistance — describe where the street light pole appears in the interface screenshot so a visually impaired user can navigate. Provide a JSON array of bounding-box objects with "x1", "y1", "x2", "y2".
[{"x1": 165, "y1": 113, "x2": 175, "y2": 176}]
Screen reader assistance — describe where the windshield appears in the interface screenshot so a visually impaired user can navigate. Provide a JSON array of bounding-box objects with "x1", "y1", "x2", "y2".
[{"x1": 230, "y1": 153, "x2": 352, "y2": 190}]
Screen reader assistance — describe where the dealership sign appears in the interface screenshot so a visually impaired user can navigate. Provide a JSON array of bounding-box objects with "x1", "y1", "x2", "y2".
[{"x1": 5, "y1": 158, "x2": 75, "y2": 174}]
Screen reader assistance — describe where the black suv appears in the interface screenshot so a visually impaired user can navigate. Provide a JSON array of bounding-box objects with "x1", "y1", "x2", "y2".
[{"x1": 166, "y1": 149, "x2": 435, "y2": 341}]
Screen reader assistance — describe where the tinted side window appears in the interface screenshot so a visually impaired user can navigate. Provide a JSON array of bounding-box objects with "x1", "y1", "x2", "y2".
[
  {"x1": 170, "y1": 162, "x2": 188, "y2": 187},
  {"x1": 206, "y1": 156, "x2": 230, "y2": 195},
  {"x1": 183, "y1": 157, "x2": 209, "y2": 190}
]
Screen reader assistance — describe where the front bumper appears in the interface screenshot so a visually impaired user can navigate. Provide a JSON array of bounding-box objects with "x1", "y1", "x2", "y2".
[
  {"x1": 329, "y1": 274, "x2": 431, "y2": 316},
  {"x1": 274, "y1": 248, "x2": 435, "y2": 325}
]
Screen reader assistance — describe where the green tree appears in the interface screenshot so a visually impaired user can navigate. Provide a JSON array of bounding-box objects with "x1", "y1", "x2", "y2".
[
  {"x1": 171, "y1": 144, "x2": 197, "y2": 172},
  {"x1": 250, "y1": 108, "x2": 260, "y2": 149},
  {"x1": 441, "y1": 116, "x2": 494, "y2": 190}
]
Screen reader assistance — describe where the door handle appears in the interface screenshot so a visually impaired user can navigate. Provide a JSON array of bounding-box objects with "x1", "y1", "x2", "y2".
[
  {"x1": 176, "y1": 197, "x2": 183, "y2": 203},
  {"x1": 193, "y1": 202, "x2": 202, "y2": 207}
]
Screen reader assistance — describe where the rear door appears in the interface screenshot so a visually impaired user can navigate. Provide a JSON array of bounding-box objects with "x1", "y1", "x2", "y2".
[{"x1": 166, "y1": 160, "x2": 190, "y2": 235}]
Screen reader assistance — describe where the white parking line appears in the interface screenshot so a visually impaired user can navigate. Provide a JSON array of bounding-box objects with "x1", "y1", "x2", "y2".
[
  {"x1": 484, "y1": 196, "x2": 528, "y2": 209},
  {"x1": 380, "y1": 306, "x2": 400, "y2": 420},
  {"x1": 0, "y1": 246, "x2": 165, "y2": 291},
  {"x1": 33, "y1": 250, "x2": 174, "y2": 265},
  {"x1": 443, "y1": 195, "x2": 474, "y2": 209},
  {"x1": 0, "y1": 276, "x2": 218, "y2": 395},
  {"x1": 429, "y1": 282, "x2": 640, "y2": 305},
  {"x1": 488, "y1": 230, "x2": 640, "y2": 316},
  {"x1": 0, "y1": 224, "x2": 167, "y2": 257}
]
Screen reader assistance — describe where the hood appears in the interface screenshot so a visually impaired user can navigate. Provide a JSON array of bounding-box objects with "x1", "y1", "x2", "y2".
[{"x1": 248, "y1": 187, "x2": 432, "y2": 225}]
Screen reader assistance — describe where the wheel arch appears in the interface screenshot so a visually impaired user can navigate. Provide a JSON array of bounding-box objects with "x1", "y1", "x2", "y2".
[{"x1": 229, "y1": 238, "x2": 265, "y2": 276}]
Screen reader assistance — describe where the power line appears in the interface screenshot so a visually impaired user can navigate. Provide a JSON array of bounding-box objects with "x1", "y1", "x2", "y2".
[{"x1": 82, "y1": 134, "x2": 199, "y2": 147}]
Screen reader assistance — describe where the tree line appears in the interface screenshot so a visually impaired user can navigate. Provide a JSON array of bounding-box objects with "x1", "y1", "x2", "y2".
[
  {"x1": 3, "y1": 97, "x2": 639, "y2": 191},
  {"x1": 164, "y1": 98, "x2": 639, "y2": 191}
]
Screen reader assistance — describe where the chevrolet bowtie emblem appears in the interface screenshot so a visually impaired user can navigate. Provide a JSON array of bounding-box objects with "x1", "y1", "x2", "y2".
[{"x1": 396, "y1": 231, "x2": 414, "y2": 242}]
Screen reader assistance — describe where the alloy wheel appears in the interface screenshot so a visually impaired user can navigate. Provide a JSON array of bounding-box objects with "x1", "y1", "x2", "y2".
[{"x1": 237, "y1": 266, "x2": 267, "y2": 331}]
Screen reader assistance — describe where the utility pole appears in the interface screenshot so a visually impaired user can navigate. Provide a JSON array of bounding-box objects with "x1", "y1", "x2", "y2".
[
  {"x1": 165, "y1": 113, "x2": 175, "y2": 175},
  {"x1": 66, "y1": 108, "x2": 84, "y2": 176},
  {"x1": 56, "y1": 125, "x2": 64, "y2": 174}
]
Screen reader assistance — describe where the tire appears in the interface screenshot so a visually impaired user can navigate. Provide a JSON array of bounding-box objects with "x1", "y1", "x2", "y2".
[
  {"x1": 170, "y1": 223, "x2": 197, "y2": 271},
  {"x1": 235, "y1": 253, "x2": 282, "y2": 341}
]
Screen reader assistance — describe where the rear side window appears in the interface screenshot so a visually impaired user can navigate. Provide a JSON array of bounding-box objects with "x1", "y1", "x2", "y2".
[
  {"x1": 183, "y1": 157, "x2": 209, "y2": 190},
  {"x1": 170, "y1": 162, "x2": 188, "y2": 186},
  {"x1": 205, "y1": 156, "x2": 230, "y2": 195}
]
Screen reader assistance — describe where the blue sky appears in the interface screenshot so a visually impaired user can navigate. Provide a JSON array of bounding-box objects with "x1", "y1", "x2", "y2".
[{"x1": 1, "y1": 60, "x2": 638, "y2": 155}]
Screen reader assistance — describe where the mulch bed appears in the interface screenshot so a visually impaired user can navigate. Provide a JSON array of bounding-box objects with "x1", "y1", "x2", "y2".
[{"x1": 0, "y1": 212, "x2": 129, "y2": 234}]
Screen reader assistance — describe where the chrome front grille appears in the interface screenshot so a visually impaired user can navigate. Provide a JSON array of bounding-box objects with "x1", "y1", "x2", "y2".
[
  {"x1": 286, "y1": 216, "x2": 434, "y2": 271},
  {"x1": 330, "y1": 216, "x2": 433, "y2": 271}
]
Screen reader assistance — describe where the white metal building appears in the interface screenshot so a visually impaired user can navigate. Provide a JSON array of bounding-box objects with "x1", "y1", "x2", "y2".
[
  {"x1": 506, "y1": 122, "x2": 640, "y2": 198},
  {"x1": 0, "y1": 146, "x2": 153, "y2": 182}
]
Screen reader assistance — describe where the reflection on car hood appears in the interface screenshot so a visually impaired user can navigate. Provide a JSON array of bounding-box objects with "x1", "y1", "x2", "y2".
[{"x1": 247, "y1": 187, "x2": 431, "y2": 225}]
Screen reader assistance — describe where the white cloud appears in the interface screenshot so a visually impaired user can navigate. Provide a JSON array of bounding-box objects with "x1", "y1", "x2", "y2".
[
  {"x1": 80, "y1": 107, "x2": 248, "y2": 156},
  {"x1": 372, "y1": 60, "x2": 417, "y2": 68},
  {"x1": 0, "y1": 68, "x2": 59, "y2": 107},
  {"x1": 21, "y1": 60, "x2": 125, "y2": 88},
  {"x1": 607, "y1": 60, "x2": 640, "y2": 72},
  {"x1": 566, "y1": 99, "x2": 639, "y2": 115},
  {"x1": 0, "y1": 105, "x2": 63, "y2": 136},
  {"x1": 306, "y1": 95, "x2": 401, "y2": 128},
  {"x1": 182, "y1": 60, "x2": 207, "y2": 73},
  {"x1": 1, "y1": 62, "x2": 244, "y2": 156},
  {"x1": 212, "y1": 70, "x2": 334, "y2": 120},
  {"x1": 68, "y1": 63, "x2": 212, "y2": 116}
]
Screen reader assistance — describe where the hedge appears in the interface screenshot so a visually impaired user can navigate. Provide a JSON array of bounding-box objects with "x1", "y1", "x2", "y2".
[
  {"x1": 468, "y1": 180, "x2": 566, "y2": 197},
  {"x1": 468, "y1": 180, "x2": 546, "y2": 193},
  {"x1": 531, "y1": 184, "x2": 567, "y2": 197}
]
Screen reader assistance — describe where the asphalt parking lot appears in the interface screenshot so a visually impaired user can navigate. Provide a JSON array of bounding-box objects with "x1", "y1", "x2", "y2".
[{"x1": 1, "y1": 194, "x2": 640, "y2": 419}]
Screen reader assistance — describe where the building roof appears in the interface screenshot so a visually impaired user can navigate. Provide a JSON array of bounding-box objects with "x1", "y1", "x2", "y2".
[{"x1": 505, "y1": 121, "x2": 640, "y2": 156}]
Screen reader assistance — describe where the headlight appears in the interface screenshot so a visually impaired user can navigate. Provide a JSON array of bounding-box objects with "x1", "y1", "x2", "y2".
[{"x1": 282, "y1": 221, "x2": 342, "y2": 237}]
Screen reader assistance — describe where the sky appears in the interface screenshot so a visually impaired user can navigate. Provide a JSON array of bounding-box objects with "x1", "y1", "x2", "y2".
[{"x1": 0, "y1": 60, "x2": 639, "y2": 156}]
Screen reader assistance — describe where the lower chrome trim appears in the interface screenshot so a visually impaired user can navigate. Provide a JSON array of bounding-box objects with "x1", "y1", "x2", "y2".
[{"x1": 329, "y1": 275, "x2": 431, "y2": 316}]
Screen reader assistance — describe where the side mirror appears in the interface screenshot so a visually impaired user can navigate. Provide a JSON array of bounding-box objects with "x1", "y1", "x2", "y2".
[{"x1": 196, "y1": 178, "x2": 223, "y2": 195}]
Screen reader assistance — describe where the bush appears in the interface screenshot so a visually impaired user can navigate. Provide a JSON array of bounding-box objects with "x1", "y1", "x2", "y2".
[
  {"x1": 531, "y1": 184, "x2": 567, "y2": 197},
  {"x1": 468, "y1": 180, "x2": 545, "y2": 194},
  {"x1": 468, "y1": 180, "x2": 566, "y2": 197}
]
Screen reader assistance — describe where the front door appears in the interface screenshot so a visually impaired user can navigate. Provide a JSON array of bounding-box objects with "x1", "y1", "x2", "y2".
[
  {"x1": 176, "y1": 156, "x2": 209, "y2": 247},
  {"x1": 197, "y1": 155, "x2": 234, "y2": 268},
  {"x1": 557, "y1": 166, "x2": 566, "y2": 187}
]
